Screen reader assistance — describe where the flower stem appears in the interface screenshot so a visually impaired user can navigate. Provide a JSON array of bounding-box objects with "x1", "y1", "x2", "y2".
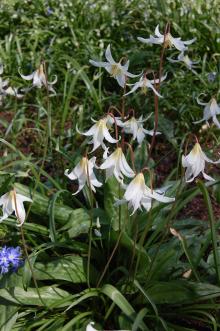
[
  {"x1": 197, "y1": 180, "x2": 220, "y2": 285},
  {"x1": 147, "y1": 23, "x2": 170, "y2": 162},
  {"x1": 13, "y1": 190, "x2": 46, "y2": 307}
]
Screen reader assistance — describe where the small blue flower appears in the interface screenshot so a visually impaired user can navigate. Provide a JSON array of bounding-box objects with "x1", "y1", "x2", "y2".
[{"x1": 0, "y1": 246, "x2": 23, "y2": 274}]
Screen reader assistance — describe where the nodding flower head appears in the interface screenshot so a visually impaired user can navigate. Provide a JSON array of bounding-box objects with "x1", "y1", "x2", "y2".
[
  {"x1": 115, "y1": 172, "x2": 175, "y2": 215},
  {"x1": 182, "y1": 142, "x2": 220, "y2": 182},
  {"x1": 89, "y1": 44, "x2": 141, "y2": 87},
  {"x1": 194, "y1": 97, "x2": 220, "y2": 129},
  {"x1": 138, "y1": 25, "x2": 196, "y2": 52},
  {"x1": 65, "y1": 156, "x2": 102, "y2": 194}
]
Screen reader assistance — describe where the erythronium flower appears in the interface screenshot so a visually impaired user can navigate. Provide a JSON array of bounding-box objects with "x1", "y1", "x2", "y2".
[
  {"x1": 182, "y1": 142, "x2": 220, "y2": 182},
  {"x1": 78, "y1": 116, "x2": 118, "y2": 152},
  {"x1": 138, "y1": 25, "x2": 196, "y2": 51},
  {"x1": 65, "y1": 156, "x2": 102, "y2": 194},
  {"x1": 89, "y1": 44, "x2": 140, "y2": 87},
  {"x1": 125, "y1": 73, "x2": 167, "y2": 97},
  {"x1": 0, "y1": 190, "x2": 32, "y2": 226},
  {"x1": 116, "y1": 172, "x2": 175, "y2": 214},
  {"x1": 167, "y1": 52, "x2": 199, "y2": 69},
  {"x1": 86, "y1": 322, "x2": 98, "y2": 331},
  {"x1": 194, "y1": 97, "x2": 220, "y2": 128},
  {"x1": 117, "y1": 115, "x2": 160, "y2": 144},
  {"x1": 99, "y1": 147, "x2": 135, "y2": 182},
  {"x1": 19, "y1": 64, "x2": 57, "y2": 93},
  {"x1": 0, "y1": 65, "x2": 23, "y2": 104}
]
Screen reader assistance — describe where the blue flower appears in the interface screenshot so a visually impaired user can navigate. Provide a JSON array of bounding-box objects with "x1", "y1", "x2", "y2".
[{"x1": 0, "y1": 246, "x2": 23, "y2": 274}]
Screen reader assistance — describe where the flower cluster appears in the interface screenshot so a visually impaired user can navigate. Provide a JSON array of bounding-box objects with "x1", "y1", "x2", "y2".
[
  {"x1": 0, "y1": 246, "x2": 23, "y2": 274},
  {"x1": 64, "y1": 23, "x2": 220, "y2": 218}
]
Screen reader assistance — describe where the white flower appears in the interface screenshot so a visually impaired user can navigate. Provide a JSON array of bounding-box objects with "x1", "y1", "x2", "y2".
[
  {"x1": 125, "y1": 73, "x2": 167, "y2": 97},
  {"x1": 0, "y1": 65, "x2": 23, "y2": 104},
  {"x1": 89, "y1": 44, "x2": 140, "y2": 87},
  {"x1": 19, "y1": 64, "x2": 57, "y2": 93},
  {"x1": 86, "y1": 322, "x2": 98, "y2": 331},
  {"x1": 78, "y1": 116, "x2": 118, "y2": 152},
  {"x1": 116, "y1": 173, "x2": 175, "y2": 214},
  {"x1": 118, "y1": 115, "x2": 160, "y2": 144},
  {"x1": 167, "y1": 52, "x2": 199, "y2": 69},
  {"x1": 65, "y1": 156, "x2": 102, "y2": 194},
  {"x1": 0, "y1": 189, "x2": 32, "y2": 226},
  {"x1": 99, "y1": 147, "x2": 135, "y2": 182},
  {"x1": 138, "y1": 25, "x2": 196, "y2": 51},
  {"x1": 194, "y1": 97, "x2": 220, "y2": 128},
  {"x1": 182, "y1": 142, "x2": 220, "y2": 182}
]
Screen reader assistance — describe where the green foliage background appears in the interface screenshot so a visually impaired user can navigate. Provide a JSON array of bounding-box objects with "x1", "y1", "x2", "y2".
[{"x1": 0, "y1": 0, "x2": 220, "y2": 330}]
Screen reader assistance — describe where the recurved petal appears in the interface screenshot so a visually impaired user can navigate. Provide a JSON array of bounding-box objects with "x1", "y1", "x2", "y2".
[
  {"x1": 81, "y1": 123, "x2": 97, "y2": 136},
  {"x1": 147, "y1": 189, "x2": 175, "y2": 203},
  {"x1": 19, "y1": 70, "x2": 35, "y2": 81},
  {"x1": 0, "y1": 212, "x2": 10, "y2": 223},
  {"x1": 172, "y1": 38, "x2": 187, "y2": 52},
  {"x1": 146, "y1": 81, "x2": 163, "y2": 98},
  {"x1": 126, "y1": 70, "x2": 142, "y2": 78},
  {"x1": 105, "y1": 44, "x2": 115, "y2": 64},
  {"x1": 202, "y1": 151, "x2": 220, "y2": 164},
  {"x1": 0, "y1": 193, "x2": 10, "y2": 206},
  {"x1": 155, "y1": 24, "x2": 163, "y2": 37},
  {"x1": 15, "y1": 202, "x2": 26, "y2": 226},
  {"x1": 116, "y1": 73, "x2": 126, "y2": 87},
  {"x1": 103, "y1": 126, "x2": 118, "y2": 144},
  {"x1": 48, "y1": 75, "x2": 57, "y2": 85},
  {"x1": 183, "y1": 38, "x2": 196, "y2": 45},
  {"x1": 89, "y1": 60, "x2": 108, "y2": 68},
  {"x1": 16, "y1": 193, "x2": 32, "y2": 203},
  {"x1": 119, "y1": 153, "x2": 135, "y2": 177},
  {"x1": 99, "y1": 153, "x2": 115, "y2": 169},
  {"x1": 90, "y1": 173, "x2": 102, "y2": 188},
  {"x1": 202, "y1": 172, "x2": 215, "y2": 181},
  {"x1": 64, "y1": 168, "x2": 77, "y2": 180},
  {"x1": 212, "y1": 115, "x2": 220, "y2": 129},
  {"x1": 124, "y1": 82, "x2": 141, "y2": 96}
]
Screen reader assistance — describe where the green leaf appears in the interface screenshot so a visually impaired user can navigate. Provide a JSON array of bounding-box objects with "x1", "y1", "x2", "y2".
[
  {"x1": 34, "y1": 255, "x2": 93, "y2": 283},
  {"x1": 0, "y1": 286, "x2": 73, "y2": 307},
  {"x1": 146, "y1": 281, "x2": 220, "y2": 304},
  {"x1": 14, "y1": 183, "x2": 90, "y2": 237},
  {"x1": 0, "y1": 305, "x2": 18, "y2": 331},
  {"x1": 101, "y1": 284, "x2": 135, "y2": 316}
]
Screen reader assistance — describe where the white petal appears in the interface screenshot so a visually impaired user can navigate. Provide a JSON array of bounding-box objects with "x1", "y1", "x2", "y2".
[
  {"x1": 120, "y1": 153, "x2": 135, "y2": 178},
  {"x1": 155, "y1": 25, "x2": 163, "y2": 37},
  {"x1": 16, "y1": 193, "x2": 32, "y2": 203},
  {"x1": 212, "y1": 115, "x2": 220, "y2": 129},
  {"x1": 15, "y1": 201, "x2": 26, "y2": 225},
  {"x1": 124, "y1": 82, "x2": 141, "y2": 96},
  {"x1": 172, "y1": 38, "x2": 187, "y2": 52},
  {"x1": 202, "y1": 172, "x2": 215, "y2": 181},
  {"x1": 19, "y1": 71, "x2": 35, "y2": 81},
  {"x1": 103, "y1": 126, "x2": 118, "y2": 144},
  {"x1": 105, "y1": 44, "x2": 115, "y2": 64},
  {"x1": 183, "y1": 38, "x2": 196, "y2": 45},
  {"x1": 89, "y1": 60, "x2": 108, "y2": 68},
  {"x1": 0, "y1": 212, "x2": 10, "y2": 223},
  {"x1": 64, "y1": 168, "x2": 77, "y2": 180},
  {"x1": 146, "y1": 81, "x2": 162, "y2": 98},
  {"x1": 116, "y1": 73, "x2": 126, "y2": 87}
]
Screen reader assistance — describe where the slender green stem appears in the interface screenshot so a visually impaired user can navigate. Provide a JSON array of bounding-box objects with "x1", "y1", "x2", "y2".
[
  {"x1": 86, "y1": 158, "x2": 95, "y2": 289},
  {"x1": 13, "y1": 190, "x2": 46, "y2": 307},
  {"x1": 180, "y1": 236, "x2": 200, "y2": 281},
  {"x1": 197, "y1": 180, "x2": 220, "y2": 285}
]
